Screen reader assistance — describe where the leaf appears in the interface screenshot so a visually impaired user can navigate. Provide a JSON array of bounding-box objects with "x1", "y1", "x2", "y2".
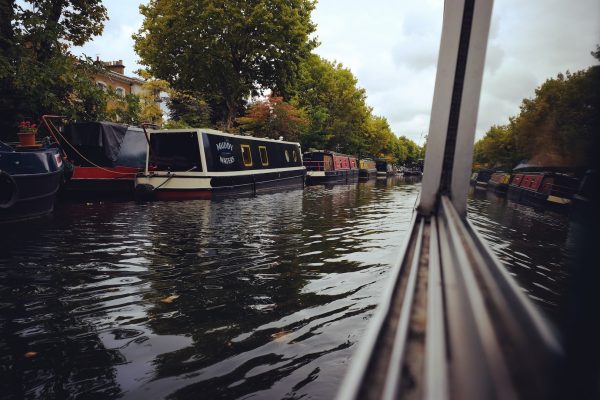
[
  {"x1": 270, "y1": 330, "x2": 291, "y2": 343},
  {"x1": 161, "y1": 294, "x2": 180, "y2": 304}
]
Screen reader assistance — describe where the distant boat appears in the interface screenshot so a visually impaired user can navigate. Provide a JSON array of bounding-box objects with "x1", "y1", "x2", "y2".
[
  {"x1": 0, "y1": 141, "x2": 64, "y2": 223},
  {"x1": 303, "y1": 150, "x2": 359, "y2": 184},
  {"x1": 375, "y1": 159, "x2": 394, "y2": 177},
  {"x1": 469, "y1": 169, "x2": 493, "y2": 189},
  {"x1": 358, "y1": 158, "x2": 377, "y2": 179},
  {"x1": 135, "y1": 129, "x2": 305, "y2": 200},
  {"x1": 487, "y1": 172, "x2": 511, "y2": 193},
  {"x1": 51, "y1": 121, "x2": 147, "y2": 197}
]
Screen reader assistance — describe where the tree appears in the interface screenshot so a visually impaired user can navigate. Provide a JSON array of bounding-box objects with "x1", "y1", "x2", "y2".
[
  {"x1": 473, "y1": 54, "x2": 599, "y2": 169},
  {"x1": 166, "y1": 91, "x2": 212, "y2": 128},
  {"x1": 236, "y1": 95, "x2": 308, "y2": 141},
  {"x1": 134, "y1": 0, "x2": 317, "y2": 129},
  {"x1": 0, "y1": 1, "x2": 109, "y2": 139},
  {"x1": 293, "y1": 54, "x2": 371, "y2": 153}
]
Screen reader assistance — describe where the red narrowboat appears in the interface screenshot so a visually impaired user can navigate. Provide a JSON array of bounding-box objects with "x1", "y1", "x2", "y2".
[
  {"x1": 303, "y1": 150, "x2": 359, "y2": 184},
  {"x1": 507, "y1": 172, "x2": 579, "y2": 210}
]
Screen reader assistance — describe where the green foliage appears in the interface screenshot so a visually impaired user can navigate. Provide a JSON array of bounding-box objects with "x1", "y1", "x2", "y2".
[
  {"x1": 134, "y1": 0, "x2": 317, "y2": 129},
  {"x1": 236, "y1": 95, "x2": 308, "y2": 141},
  {"x1": 0, "y1": 0, "x2": 109, "y2": 140},
  {"x1": 474, "y1": 58, "x2": 599, "y2": 169},
  {"x1": 167, "y1": 91, "x2": 212, "y2": 128},
  {"x1": 293, "y1": 54, "x2": 371, "y2": 153}
]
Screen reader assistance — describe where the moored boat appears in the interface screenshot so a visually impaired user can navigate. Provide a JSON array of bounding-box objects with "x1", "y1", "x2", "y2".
[
  {"x1": 358, "y1": 158, "x2": 377, "y2": 179},
  {"x1": 49, "y1": 120, "x2": 147, "y2": 197},
  {"x1": 507, "y1": 172, "x2": 579, "y2": 210},
  {"x1": 487, "y1": 172, "x2": 511, "y2": 193},
  {"x1": 0, "y1": 141, "x2": 64, "y2": 223},
  {"x1": 375, "y1": 159, "x2": 394, "y2": 177},
  {"x1": 135, "y1": 128, "x2": 305, "y2": 200},
  {"x1": 303, "y1": 150, "x2": 359, "y2": 184},
  {"x1": 470, "y1": 169, "x2": 493, "y2": 189}
]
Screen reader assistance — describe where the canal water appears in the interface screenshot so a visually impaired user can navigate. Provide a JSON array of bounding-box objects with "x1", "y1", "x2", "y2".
[{"x1": 0, "y1": 178, "x2": 573, "y2": 399}]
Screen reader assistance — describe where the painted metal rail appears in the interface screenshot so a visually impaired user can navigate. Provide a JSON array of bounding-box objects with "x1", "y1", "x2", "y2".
[{"x1": 337, "y1": 1, "x2": 567, "y2": 398}]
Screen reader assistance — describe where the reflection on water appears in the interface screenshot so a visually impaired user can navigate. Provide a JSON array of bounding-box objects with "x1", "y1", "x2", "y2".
[
  {"x1": 0, "y1": 181, "x2": 575, "y2": 399},
  {"x1": 467, "y1": 188, "x2": 573, "y2": 319},
  {"x1": 0, "y1": 177, "x2": 420, "y2": 399}
]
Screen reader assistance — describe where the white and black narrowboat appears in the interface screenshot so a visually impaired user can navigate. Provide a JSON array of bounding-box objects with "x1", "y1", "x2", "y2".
[
  {"x1": 134, "y1": 129, "x2": 305, "y2": 200},
  {"x1": 303, "y1": 150, "x2": 359, "y2": 184},
  {"x1": 0, "y1": 141, "x2": 64, "y2": 223}
]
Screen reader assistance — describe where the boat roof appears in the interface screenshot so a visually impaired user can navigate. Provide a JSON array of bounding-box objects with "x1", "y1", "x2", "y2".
[
  {"x1": 148, "y1": 128, "x2": 301, "y2": 146},
  {"x1": 304, "y1": 149, "x2": 356, "y2": 158}
]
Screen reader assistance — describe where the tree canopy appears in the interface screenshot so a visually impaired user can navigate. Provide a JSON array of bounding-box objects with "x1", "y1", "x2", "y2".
[
  {"x1": 0, "y1": 0, "x2": 109, "y2": 140},
  {"x1": 134, "y1": 0, "x2": 318, "y2": 129},
  {"x1": 474, "y1": 51, "x2": 599, "y2": 170}
]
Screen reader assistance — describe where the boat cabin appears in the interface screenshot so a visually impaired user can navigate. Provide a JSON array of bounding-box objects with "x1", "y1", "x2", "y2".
[{"x1": 136, "y1": 129, "x2": 305, "y2": 200}]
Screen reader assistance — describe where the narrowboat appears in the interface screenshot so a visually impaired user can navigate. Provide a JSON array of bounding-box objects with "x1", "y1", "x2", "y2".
[
  {"x1": 507, "y1": 172, "x2": 579, "y2": 210},
  {"x1": 469, "y1": 169, "x2": 493, "y2": 189},
  {"x1": 402, "y1": 165, "x2": 423, "y2": 176},
  {"x1": 134, "y1": 129, "x2": 305, "y2": 200},
  {"x1": 0, "y1": 141, "x2": 64, "y2": 223},
  {"x1": 487, "y1": 172, "x2": 511, "y2": 193},
  {"x1": 303, "y1": 150, "x2": 359, "y2": 184},
  {"x1": 375, "y1": 159, "x2": 394, "y2": 177},
  {"x1": 50, "y1": 121, "x2": 147, "y2": 196},
  {"x1": 358, "y1": 158, "x2": 377, "y2": 179}
]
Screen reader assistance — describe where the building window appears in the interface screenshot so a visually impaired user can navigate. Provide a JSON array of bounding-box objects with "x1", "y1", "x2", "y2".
[
  {"x1": 115, "y1": 87, "x2": 125, "y2": 97},
  {"x1": 259, "y1": 146, "x2": 269, "y2": 166},
  {"x1": 96, "y1": 81, "x2": 107, "y2": 91},
  {"x1": 241, "y1": 144, "x2": 253, "y2": 167}
]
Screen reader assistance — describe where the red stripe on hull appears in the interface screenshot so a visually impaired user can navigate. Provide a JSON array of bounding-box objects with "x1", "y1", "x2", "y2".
[
  {"x1": 72, "y1": 166, "x2": 140, "y2": 180},
  {"x1": 154, "y1": 190, "x2": 212, "y2": 201}
]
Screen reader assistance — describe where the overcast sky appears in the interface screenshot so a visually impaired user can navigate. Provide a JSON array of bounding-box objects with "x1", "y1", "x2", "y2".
[{"x1": 74, "y1": 0, "x2": 599, "y2": 144}]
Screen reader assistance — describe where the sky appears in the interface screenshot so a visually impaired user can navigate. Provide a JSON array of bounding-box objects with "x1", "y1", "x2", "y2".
[{"x1": 74, "y1": 0, "x2": 600, "y2": 145}]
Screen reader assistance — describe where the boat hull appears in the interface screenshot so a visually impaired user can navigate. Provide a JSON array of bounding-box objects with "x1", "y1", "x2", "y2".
[
  {"x1": 137, "y1": 169, "x2": 306, "y2": 201},
  {"x1": 306, "y1": 169, "x2": 359, "y2": 184},
  {"x1": 62, "y1": 166, "x2": 140, "y2": 197},
  {"x1": 359, "y1": 169, "x2": 377, "y2": 179}
]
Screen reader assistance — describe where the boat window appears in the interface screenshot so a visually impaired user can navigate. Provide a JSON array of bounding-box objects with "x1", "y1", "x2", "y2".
[
  {"x1": 241, "y1": 144, "x2": 253, "y2": 167},
  {"x1": 259, "y1": 146, "x2": 269, "y2": 166},
  {"x1": 150, "y1": 132, "x2": 202, "y2": 172},
  {"x1": 285, "y1": 149, "x2": 290, "y2": 162},
  {"x1": 293, "y1": 150, "x2": 298, "y2": 162}
]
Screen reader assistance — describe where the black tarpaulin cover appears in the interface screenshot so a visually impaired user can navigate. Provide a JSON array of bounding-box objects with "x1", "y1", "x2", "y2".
[{"x1": 64, "y1": 122, "x2": 129, "y2": 167}]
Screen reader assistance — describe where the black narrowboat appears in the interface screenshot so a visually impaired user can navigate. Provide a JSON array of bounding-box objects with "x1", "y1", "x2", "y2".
[
  {"x1": 470, "y1": 169, "x2": 493, "y2": 189},
  {"x1": 375, "y1": 159, "x2": 394, "y2": 177},
  {"x1": 134, "y1": 129, "x2": 305, "y2": 200},
  {"x1": 51, "y1": 121, "x2": 147, "y2": 196},
  {"x1": 358, "y1": 158, "x2": 377, "y2": 179},
  {"x1": 303, "y1": 150, "x2": 359, "y2": 184},
  {"x1": 0, "y1": 141, "x2": 64, "y2": 223}
]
